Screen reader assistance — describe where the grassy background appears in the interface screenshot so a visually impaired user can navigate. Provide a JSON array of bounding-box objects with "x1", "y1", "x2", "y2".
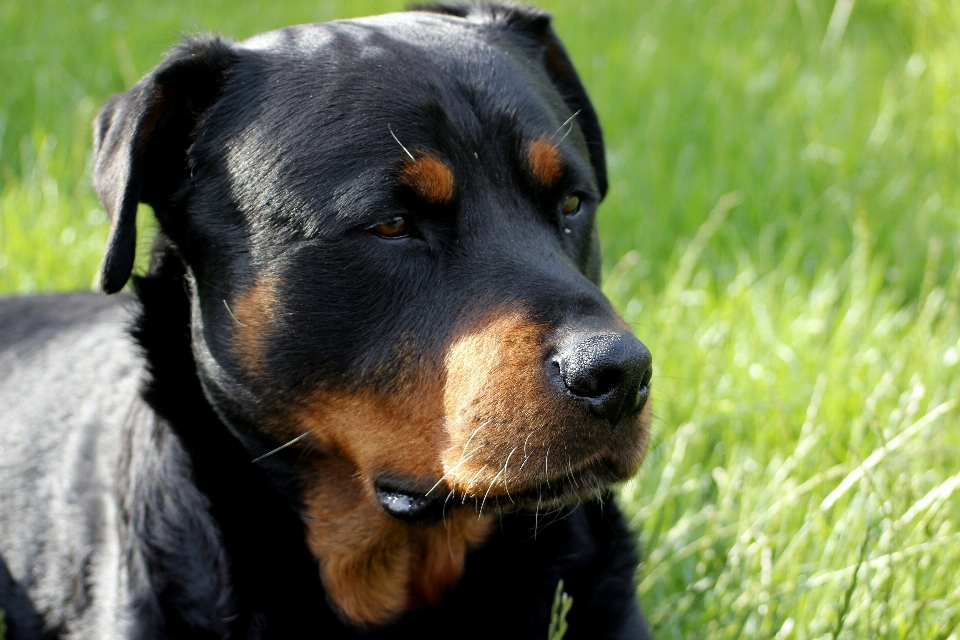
[{"x1": 1, "y1": 0, "x2": 959, "y2": 637}]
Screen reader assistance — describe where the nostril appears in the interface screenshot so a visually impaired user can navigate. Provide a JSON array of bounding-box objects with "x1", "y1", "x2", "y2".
[
  {"x1": 633, "y1": 362, "x2": 653, "y2": 413},
  {"x1": 592, "y1": 367, "x2": 623, "y2": 397},
  {"x1": 560, "y1": 360, "x2": 623, "y2": 399},
  {"x1": 553, "y1": 330, "x2": 652, "y2": 425}
]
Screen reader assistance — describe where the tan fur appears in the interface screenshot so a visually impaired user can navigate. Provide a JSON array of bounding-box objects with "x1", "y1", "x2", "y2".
[
  {"x1": 526, "y1": 137, "x2": 564, "y2": 188},
  {"x1": 231, "y1": 276, "x2": 278, "y2": 374},
  {"x1": 300, "y1": 450, "x2": 493, "y2": 627},
  {"x1": 441, "y1": 312, "x2": 647, "y2": 496},
  {"x1": 294, "y1": 388, "x2": 493, "y2": 627},
  {"x1": 406, "y1": 516, "x2": 491, "y2": 609},
  {"x1": 399, "y1": 154, "x2": 455, "y2": 204},
  {"x1": 245, "y1": 309, "x2": 647, "y2": 627}
]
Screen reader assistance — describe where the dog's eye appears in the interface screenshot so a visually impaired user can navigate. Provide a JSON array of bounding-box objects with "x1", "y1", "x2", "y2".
[
  {"x1": 370, "y1": 216, "x2": 411, "y2": 238},
  {"x1": 561, "y1": 195, "x2": 581, "y2": 216}
]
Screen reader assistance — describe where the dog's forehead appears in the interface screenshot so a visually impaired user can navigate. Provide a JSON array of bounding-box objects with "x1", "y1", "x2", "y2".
[
  {"x1": 231, "y1": 11, "x2": 563, "y2": 137},
  {"x1": 205, "y1": 12, "x2": 580, "y2": 234},
  {"x1": 239, "y1": 12, "x2": 479, "y2": 56}
]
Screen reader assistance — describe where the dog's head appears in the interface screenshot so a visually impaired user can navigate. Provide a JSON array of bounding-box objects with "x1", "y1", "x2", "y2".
[{"x1": 93, "y1": 3, "x2": 652, "y2": 627}]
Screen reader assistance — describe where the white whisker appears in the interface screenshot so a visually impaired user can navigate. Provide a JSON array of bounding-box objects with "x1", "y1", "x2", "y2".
[
  {"x1": 565, "y1": 453, "x2": 579, "y2": 490},
  {"x1": 441, "y1": 489, "x2": 456, "y2": 528},
  {"x1": 459, "y1": 419, "x2": 493, "y2": 462},
  {"x1": 251, "y1": 432, "x2": 308, "y2": 463},
  {"x1": 544, "y1": 446, "x2": 551, "y2": 487},
  {"x1": 425, "y1": 447, "x2": 483, "y2": 497},
  {"x1": 479, "y1": 467, "x2": 506, "y2": 519},
  {"x1": 388, "y1": 123, "x2": 415, "y2": 160},
  {"x1": 550, "y1": 109, "x2": 581, "y2": 143},
  {"x1": 501, "y1": 446, "x2": 519, "y2": 502},
  {"x1": 519, "y1": 431, "x2": 535, "y2": 472},
  {"x1": 462, "y1": 465, "x2": 488, "y2": 503},
  {"x1": 534, "y1": 486, "x2": 543, "y2": 539},
  {"x1": 222, "y1": 299, "x2": 248, "y2": 327}
]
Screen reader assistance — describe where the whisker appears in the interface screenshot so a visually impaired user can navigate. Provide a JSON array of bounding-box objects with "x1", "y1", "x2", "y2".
[
  {"x1": 519, "y1": 430, "x2": 536, "y2": 472},
  {"x1": 479, "y1": 467, "x2": 506, "y2": 519},
  {"x1": 534, "y1": 486, "x2": 542, "y2": 539},
  {"x1": 462, "y1": 465, "x2": 488, "y2": 504},
  {"x1": 518, "y1": 452, "x2": 534, "y2": 474},
  {"x1": 501, "y1": 445, "x2": 519, "y2": 502},
  {"x1": 388, "y1": 123, "x2": 415, "y2": 160},
  {"x1": 252, "y1": 432, "x2": 308, "y2": 463},
  {"x1": 222, "y1": 299, "x2": 248, "y2": 327},
  {"x1": 550, "y1": 109, "x2": 581, "y2": 143},
  {"x1": 297, "y1": 438, "x2": 319, "y2": 462},
  {"x1": 459, "y1": 419, "x2": 493, "y2": 462},
  {"x1": 441, "y1": 489, "x2": 456, "y2": 528},
  {"x1": 425, "y1": 447, "x2": 483, "y2": 497},
  {"x1": 565, "y1": 453, "x2": 579, "y2": 490},
  {"x1": 544, "y1": 446, "x2": 551, "y2": 487}
]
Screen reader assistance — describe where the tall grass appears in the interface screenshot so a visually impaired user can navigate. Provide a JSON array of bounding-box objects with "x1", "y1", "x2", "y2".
[
  {"x1": 613, "y1": 203, "x2": 960, "y2": 637},
  {"x1": 1, "y1": 0, "x2": 958, "y2": 638}
]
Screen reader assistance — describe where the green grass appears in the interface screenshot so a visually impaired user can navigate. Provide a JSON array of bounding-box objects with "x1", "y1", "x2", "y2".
[
  {"x1": 1, "y1": 1, "x2": 958, "y2": 638},
  {"x1": 616, "y1": 207, "x2": 960, "y2": 637}
]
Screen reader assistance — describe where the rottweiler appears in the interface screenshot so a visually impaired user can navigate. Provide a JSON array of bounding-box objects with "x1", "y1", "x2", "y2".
[{"x1": 0, "y1": 3, "x2": 653, "y2": 638}]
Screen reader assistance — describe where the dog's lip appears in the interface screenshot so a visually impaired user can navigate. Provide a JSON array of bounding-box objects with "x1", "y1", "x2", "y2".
[
  {"x1": 454, "y1": 455, "x2": 626, "y2": 513},
  {"x1": 374, "y1": 452, "x2": 632, "y2": 520},
  {"x1": 477, "y1": 456, "x2": 623, "y2": 512},
  {"x1": 374, "y1": 477, "x2": 448, "y2": 522}
]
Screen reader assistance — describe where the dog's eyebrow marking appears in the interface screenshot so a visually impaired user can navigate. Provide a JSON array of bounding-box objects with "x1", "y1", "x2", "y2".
[
  {"x1": 399, "y1": 153, "x2": 455, "y2": 205},
  {"x1": 251, "y1": 432, "x2": 309, "y2": 463},
  {"x1": 526, "y1": 137, "x2": 565, "y2": 188}
]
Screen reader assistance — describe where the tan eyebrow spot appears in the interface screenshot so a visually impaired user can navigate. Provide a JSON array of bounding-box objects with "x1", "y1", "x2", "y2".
[
  {"x1": 526, "y1": 137, "x2": 564, "y2": 188},
  {"x1": 399, "y1": 154, "x2": 455, "y2": 204}
]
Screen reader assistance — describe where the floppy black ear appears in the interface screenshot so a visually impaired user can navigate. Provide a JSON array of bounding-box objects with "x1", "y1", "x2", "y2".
[
  {"x1": 93, "y1": 36, "x2": 237, "y2": 294},
  {"x1": 411, "y1": 2, "x2": 608, "y2": 197}
]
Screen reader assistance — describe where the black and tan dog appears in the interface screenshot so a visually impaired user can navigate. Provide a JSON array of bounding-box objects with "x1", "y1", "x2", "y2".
[{"x1": 0, "y1": 4, "x2": 653, "y2": 638}]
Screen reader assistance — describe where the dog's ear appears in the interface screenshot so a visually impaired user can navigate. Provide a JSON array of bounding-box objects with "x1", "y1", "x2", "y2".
[
  {"x1": 93, "y1": 36, "x2": 237, "y2": 294},
  {"x1": 412, "y1": 3, "x2": 607, "y2": 198}
]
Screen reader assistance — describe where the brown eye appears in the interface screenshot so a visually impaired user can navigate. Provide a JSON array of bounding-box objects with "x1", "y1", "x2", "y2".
[
  {"x1": 561, "y1": 194, "x2": 581, "y2": 215},
  {"x1": 371, "y1": 216, "x2": 411, "y2": 238}
]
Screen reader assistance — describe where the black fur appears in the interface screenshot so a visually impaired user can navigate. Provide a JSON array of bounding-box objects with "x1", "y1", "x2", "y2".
[{"x1": 0, "y1": 4, "x2": 651, "y2": 638}]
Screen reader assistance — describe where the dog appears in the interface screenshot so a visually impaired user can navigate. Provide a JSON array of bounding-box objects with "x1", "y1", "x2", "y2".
[{"x1": 0, "y1": 4, "x2": 654, "y2": 638}]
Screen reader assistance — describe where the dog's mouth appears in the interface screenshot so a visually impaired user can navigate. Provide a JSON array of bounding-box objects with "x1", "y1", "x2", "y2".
[
  {"x1": 374, "y1": 477, "x2": 448, "y2": 521},
  {"x1": 374, "y1": 456, "x2": 622, "y2": 522}
]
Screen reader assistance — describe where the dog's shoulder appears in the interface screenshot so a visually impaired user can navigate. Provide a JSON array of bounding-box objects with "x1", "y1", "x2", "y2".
[
  {"x1": 0, "y1": 291, "x2": 131, "y2": 349},
  {"x1": 0, "y1": 292, "x2": 140, "y2": 451},
  {"x1": 0, "y1": 291, "x2": 239, "y2": 640},
  {"x1": 0, "y1": 293, "x2": 137, "y2": 637},
  {"x1": 0, "y1": 292, "x2": 139, "y2": 471}
]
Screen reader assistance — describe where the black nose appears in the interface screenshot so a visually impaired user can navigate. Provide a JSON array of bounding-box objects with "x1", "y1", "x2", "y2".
[{"x1": 553, "y1": 331, "x2": 652, "y2": 425}]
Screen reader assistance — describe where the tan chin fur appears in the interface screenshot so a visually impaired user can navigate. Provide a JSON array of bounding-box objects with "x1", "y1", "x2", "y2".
[
  {"x1": 294, "y1": 389, "x2": 494, "y2": 627},
  {"x1": 301, "y1": 455, "x2": 492, "y2": 627}
]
